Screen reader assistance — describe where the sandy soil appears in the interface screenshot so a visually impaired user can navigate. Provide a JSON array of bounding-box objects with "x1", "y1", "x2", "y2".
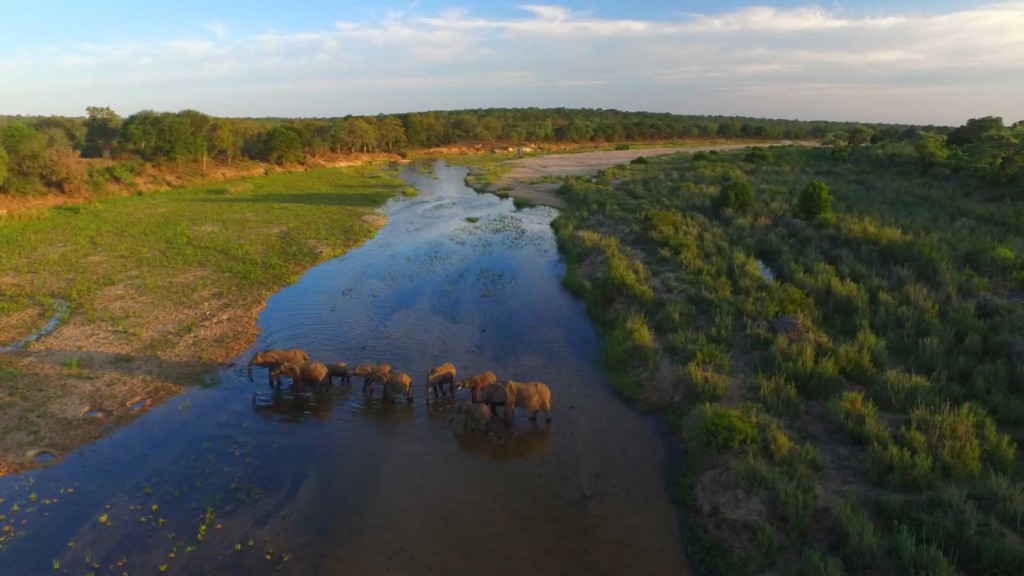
[{"x1": 491, "y1": 143, "x2": 800, "y2": 207}]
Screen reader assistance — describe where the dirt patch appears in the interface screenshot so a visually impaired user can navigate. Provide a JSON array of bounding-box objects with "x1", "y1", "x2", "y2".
[{"x1": 0, "y1": 305, "x2": 48, "y2": 347}]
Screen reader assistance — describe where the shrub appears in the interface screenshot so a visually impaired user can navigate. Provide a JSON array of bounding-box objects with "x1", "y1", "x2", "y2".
[
  {"x1": 902, "y1": 403, "x2": 1013, "y2": 477},
  {"x1": 759, "y1": 374, "x2": 804, "y2": 415},
  {"x1": 829, "y1": 391, "x2": 891, "y2": 445},
  {"x1": 718, "y1": 180, "x2": 754, "y2": 212},
  {"x1": 745, "y1": 147, "x2": 772, "y2": 164},
  {"x1": 894, "y1": 522, "x2": 955, "y2": 576},
  {"x1": 614, "y1": 143, "x2": 631, "y2": 150},
  {"x1": 875, "y1": 369, "x2": 930, "y2": 410},
  {"x1": 630, "y1": 156, "x2": 648, "y2": 165},
  {"x1": 868, "y1": 441, "x2": 934, "y2": 490},
  {"x1": 792, "y1": 550, "x2": 844, "y2": 576},
  {"x1": 685, "y1": 361, "x2": 728, "y2": 402},
  {"x1": 797, "y1": 180, "x2": 833, "y2": 220},
  {"x1": 694, "y1": 404, "x2": 759, "y2": 448},
  {"x1": 834, "y1": 500, "x2": 881, "y2": 568}
]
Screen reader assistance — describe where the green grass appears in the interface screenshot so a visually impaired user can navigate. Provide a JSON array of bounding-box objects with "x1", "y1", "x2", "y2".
[
  {"x1": 0, "y1": 165, "x2": 404, "y2": 344},
  {"x1": 548, "y1": 145, "x2": 1024, "y2": 575}
]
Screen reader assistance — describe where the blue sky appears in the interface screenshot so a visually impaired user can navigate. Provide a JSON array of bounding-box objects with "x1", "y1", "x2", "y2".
[{"x1": 1, "y1": 1, "x2": 1021, "y2": 125}]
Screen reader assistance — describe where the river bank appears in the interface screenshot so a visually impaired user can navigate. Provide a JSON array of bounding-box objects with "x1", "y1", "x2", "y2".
[
  {"x1": 0, "y1": 166, "x2": 405, "y2": 474},
  {"x1": 0, "y1": 160, "x2": 688, "y2": 575}
]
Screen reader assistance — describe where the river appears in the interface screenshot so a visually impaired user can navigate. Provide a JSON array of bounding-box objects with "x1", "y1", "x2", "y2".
[{"x1": 0, "y1": 161, "x2": 687, "y2": 575}]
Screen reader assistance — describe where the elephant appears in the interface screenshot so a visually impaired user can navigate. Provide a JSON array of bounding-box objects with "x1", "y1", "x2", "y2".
[
  {"x1": 426, "y1": 363, "x2": 457, "y2": 403},
  {"x1": 247, "y1": 348, "x2": 309, "y2": 387},
  {"x1": 449, "y1": 401, "x2": 492, "y2": 433},
  {"x1": 482, "y1": 381, "x2": 552, "y2": 424},
  {"x1": 479, "y1": 382, "x2": 510, "y2": 419},
  {"x1": 381, "y1": 372, "x2": 413, "y2": 404},
  {"x1": 353, "y1": 363, "x2": 392, "y2": 392},
  {"x1": 279, "y1": 361, "x2": 330, "y2": 390},
  {"x1": 454, "y1": 371, "x2": 498, "y2": 403},
  {"x1": 326, "y1": 362, "x2": 351, "y2": 386}
]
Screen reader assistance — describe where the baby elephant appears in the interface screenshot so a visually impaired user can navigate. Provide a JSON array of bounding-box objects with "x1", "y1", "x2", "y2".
[
  {"x1": 449, "y1": 401, "x2": 492, "y2": 433},
  {"x1": 279, "y1": 361, "x2": 330, "y2": 391},
  {"x1": 426, "y1": 363, "x2": 457, "y2": 403},
  {"x1": 381, "y1": 372, "x2": 414, "y2": 404},
  {"x1": 493, "y1": 380, "x2": 553, "y2": 424},
  {"x1": 455, "y1": 371, "x2": 498, "y2": 403}
]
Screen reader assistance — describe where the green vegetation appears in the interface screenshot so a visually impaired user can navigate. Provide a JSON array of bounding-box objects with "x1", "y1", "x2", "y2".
[
  {"x1": 551, "y1": 117, "x2": 1024, "y2": 575},
  {"x1": 0, "y1": 165, "x2": 402, "y2": 346},
  {"x1": 3, "y1": 106, "x2": 936, "y2": 198}
]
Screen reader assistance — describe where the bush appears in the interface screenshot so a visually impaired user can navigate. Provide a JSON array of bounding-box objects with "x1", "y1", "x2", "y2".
[
  {"x1": 834, "y1": 500, "x2": 881, "y2": 568},
  {"x1": 745, "y1": 147, "x2": 772, "y2": 164},
  {"x1": 630, "y1": 155, "x2": 648, "y2": 165},
  {"x1": 614, "y1": 143, "x2": 631, "y2": 150},
  {"x1": 718, "y1": 180, "x2": 754, "y2": 212},
  {"x1": 759, "y1": 374, "x2": 804, "y2": 415},
  {"x1": 894, "y1": 522, "x2": 955, "y2": 576},
  {"x1": 829, "y1": 391, "x2": 891, "y2": 445},
  {"x1": 797, "y1": 180, "x2": 833, "y2": 220},
  {"x1": 694, "y1": 404, "x2": 759, "y2": 448},
  {"x1": 792, "y1": 550, "x2": 844, "y2": 576}
]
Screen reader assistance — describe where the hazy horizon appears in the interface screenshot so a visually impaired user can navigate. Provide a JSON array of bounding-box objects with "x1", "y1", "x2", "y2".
[{"x1": 2, "y1": 1, "x2": 1022, "y2": 126}]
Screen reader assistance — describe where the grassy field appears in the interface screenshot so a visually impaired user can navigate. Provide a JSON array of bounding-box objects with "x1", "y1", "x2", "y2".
[
  {"x1": 0, "y1": 164, "x2": 404, "y2": 473},
  {"x1": 551, "y1": 146, "x2": 1024, "y2": 575}
]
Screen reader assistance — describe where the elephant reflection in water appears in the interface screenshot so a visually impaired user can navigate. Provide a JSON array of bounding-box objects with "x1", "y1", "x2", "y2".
[
  {"x1": 453, "y1": 420, "x2": 551, "y2": 460},
  {"x1": 252, "y1": 387, "x2": 335, "y2": 422}
]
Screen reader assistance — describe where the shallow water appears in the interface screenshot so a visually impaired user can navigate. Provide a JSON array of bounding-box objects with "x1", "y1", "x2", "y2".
[
  {"x1": 0, "y1": 162, "x2": 687, "y2": 575},
  {"x1": 0, "y1": 299, "x2": 69, "y2": 353}
]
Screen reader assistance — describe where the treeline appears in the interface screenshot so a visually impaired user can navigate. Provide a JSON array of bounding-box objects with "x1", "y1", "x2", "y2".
[
  {"x1": 829, "y1": 116, "x2": 1024, "y2": 191},
  {"x1": 0, "y1": 105, "x2": 959, "y2": 196}
]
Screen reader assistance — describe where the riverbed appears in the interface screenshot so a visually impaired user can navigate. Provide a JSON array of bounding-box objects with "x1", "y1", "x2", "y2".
[{"x1": 0, "y1": 161, "x2": 687, "y2": 575}]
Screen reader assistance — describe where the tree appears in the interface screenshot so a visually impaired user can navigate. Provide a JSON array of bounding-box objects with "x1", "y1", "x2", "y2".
[
  {"x1": 344, "y1": 118, "x2": 376, "y2": 153},
  {"x1": 947, "y1": 116, "x2": 1004, "y2": 147},
  {"x1": 207, "y1": 121, "x2": 238, "y2": 164},
  {"x1": 262, "y1": 126, "x2": 303, "y2": 164},
  {"x1": 376, "y1": 115, "x2": 407, "y2": 152},
  {"x1": 2, "y1": 122, "x2": 49, "y2": 190},
  {"x1": 912, "y1": 132, "x2": 949, "y2": 172},
  {"x1": 797, "y1": 180, "x2": 833, "y2": 220},
  {"x1": 847, "y1": 125, "x2": 874, "y2": 147},
  {"x1": 83, "y1": 106, "x2": 121, "y2": 158},
  {"x1": 120, "y1": 110, "x2": 159, "y2": 158},
  {"x1": 719, "y1": 180, "x2": 753, "y2": 212},
  {"x1": 0, "y1": 146, "x2": 8, "y2": 190}
]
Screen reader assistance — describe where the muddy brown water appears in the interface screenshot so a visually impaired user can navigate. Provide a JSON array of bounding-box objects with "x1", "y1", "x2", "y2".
[{"x1": 0, "y1": 162, "x2": 688, "y2": 575}]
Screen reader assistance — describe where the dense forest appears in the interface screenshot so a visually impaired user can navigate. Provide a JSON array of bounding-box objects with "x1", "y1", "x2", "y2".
[{"x1": 0, "y1": 106, "x2": 951, "y2": 197}]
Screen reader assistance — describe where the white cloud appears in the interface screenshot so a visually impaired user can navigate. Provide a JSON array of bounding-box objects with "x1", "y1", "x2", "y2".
[{"x1": 1, "y1": 3, "x2": 1022, "y2": 124}]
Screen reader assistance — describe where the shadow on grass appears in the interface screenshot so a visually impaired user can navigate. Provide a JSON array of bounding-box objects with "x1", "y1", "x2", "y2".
[{"x1": 196, "y1": 188, "x2": 397, "y2": 208}]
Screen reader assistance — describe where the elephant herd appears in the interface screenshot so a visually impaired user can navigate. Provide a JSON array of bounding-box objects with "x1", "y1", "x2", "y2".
[{"x1": 246, "y1": 348, "x2": 553, "y2": 430}]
